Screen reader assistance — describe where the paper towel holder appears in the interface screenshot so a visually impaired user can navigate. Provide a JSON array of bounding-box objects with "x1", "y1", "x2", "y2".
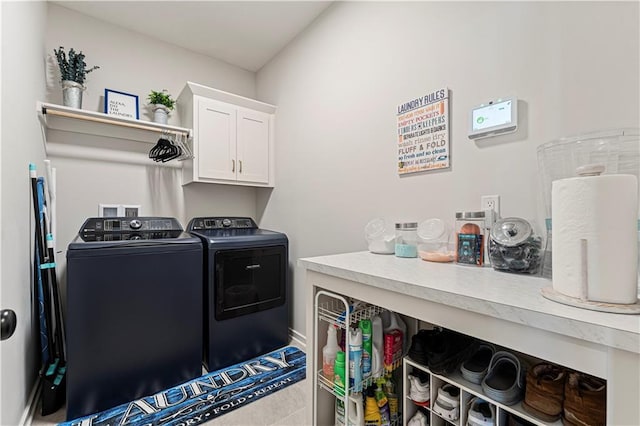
[{"x1": 541, "y1": 162, "x2": 640, "y2": 314}]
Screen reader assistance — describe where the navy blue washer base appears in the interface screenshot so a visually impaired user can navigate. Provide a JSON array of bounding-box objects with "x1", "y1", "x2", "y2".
[{"x1": 65, "y1": 217, "x2": 203, "y2": 420}]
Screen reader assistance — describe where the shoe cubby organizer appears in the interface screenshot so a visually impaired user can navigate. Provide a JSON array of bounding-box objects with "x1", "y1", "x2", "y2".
[
  {"x1": 315, "y1": 290, "x2": 405, "y2": 426},
  {"x1": 403, "y1": 356, "x2": 563, "y2": 426}
]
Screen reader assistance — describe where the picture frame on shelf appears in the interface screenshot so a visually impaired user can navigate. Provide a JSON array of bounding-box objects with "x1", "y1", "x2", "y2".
[{"x1": 104, "y1": 89, "x2": 139, "y2": 119}]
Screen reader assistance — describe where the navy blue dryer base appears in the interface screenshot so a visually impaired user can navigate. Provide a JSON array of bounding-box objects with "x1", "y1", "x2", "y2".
[{"x1": 205, "y1": 303, "x2": 288, "y2": 372}]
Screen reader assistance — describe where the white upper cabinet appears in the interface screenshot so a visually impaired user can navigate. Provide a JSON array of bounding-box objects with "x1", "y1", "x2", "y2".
[{"x1": 178, "y1": 82, "x2": 276, "y2": 187}]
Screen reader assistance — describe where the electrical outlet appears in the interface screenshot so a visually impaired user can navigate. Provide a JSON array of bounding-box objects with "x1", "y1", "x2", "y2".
[{"x1": 481, "y1": 195, "x2": 501, "y2": 216}]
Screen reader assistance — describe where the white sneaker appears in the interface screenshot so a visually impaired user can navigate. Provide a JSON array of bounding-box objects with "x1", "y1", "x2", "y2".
[
  {"x1": 466, "y1": 397, "x2": 496, "y2": 426},
  {"x1": 408, "y1": 374, "x2": 430, "y2": 407},
  {"x1": 432, "y1": 384, "x2": 460, "y2": 421},
  {"x1": 408, "y1": 410, "x2": 429, "y2": 426}
]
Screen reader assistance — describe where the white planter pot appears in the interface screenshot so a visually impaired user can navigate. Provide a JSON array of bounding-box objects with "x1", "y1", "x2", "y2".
[
  {"x1": 152, "y1": 104, "x2": 169, "y2": 124},
  {"x1": 62, "y1": 80, "x2": 84, "y2": 109}
]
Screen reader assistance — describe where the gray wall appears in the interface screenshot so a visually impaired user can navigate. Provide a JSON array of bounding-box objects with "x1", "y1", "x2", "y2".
[
  {"x1": 1, "y1": 2, "x2": 47, "y2": 424},
  {"x1": 45, "y1": 3, "x2": 259, "y2": 277},
  {"x1": 255, "y1": 2, "x2": 640, "y2": 336}
]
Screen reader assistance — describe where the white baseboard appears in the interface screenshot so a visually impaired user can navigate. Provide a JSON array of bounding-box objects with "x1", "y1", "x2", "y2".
[
  {"x1": 289, "y1": 328, "x2": 306, "y2": 350},
  {"x1": 20, "y1": 378, "x2": 41, "y2": 426}
]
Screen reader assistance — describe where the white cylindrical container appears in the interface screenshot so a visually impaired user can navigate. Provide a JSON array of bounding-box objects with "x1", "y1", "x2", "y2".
[{"x1": 552, "y1": 165, "x2": 638, "y2": 304}]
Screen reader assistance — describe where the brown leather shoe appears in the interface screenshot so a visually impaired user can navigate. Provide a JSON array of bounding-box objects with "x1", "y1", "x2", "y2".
[
  {"x1": 522, "y1": 363, "x2": 565, "y2": 422},
  {"x1": 563, "y1": 372, "x2": 606, "y2": 426}
]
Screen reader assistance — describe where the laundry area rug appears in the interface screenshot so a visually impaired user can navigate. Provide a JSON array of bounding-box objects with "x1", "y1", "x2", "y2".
[{"x1": 60, "y1": 346, "x2": 306, "y2": 426}]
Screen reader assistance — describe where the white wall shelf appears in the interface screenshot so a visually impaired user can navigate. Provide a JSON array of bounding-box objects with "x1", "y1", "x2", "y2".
[
  {"x1": 37, "y1": 102, "x2": 193, "y2": 167},
  {"x1": 38, "y1": 102, "x2": 191, "y2": 143}
]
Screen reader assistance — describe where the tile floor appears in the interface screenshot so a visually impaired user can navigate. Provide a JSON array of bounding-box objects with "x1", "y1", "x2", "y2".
[{"x1": 31, "y1": 341, "x2": 309, "y2": 426}]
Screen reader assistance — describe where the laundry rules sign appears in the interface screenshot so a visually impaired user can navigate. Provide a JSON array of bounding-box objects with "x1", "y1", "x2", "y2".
[{"x1": 397, "y1": 88, "x2": 450, "y2": 174}]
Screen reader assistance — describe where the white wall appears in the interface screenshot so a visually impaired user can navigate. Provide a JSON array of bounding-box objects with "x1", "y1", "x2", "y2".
[
  {"x1": 45, "y1": 4, "x2": 259, "y2": 273},
  {"x1": 0, "y1": 2, "x2": 47, "y2": 424},
  {"x1": 255, "y1": 2, "x2": 640, "y2": 336}
]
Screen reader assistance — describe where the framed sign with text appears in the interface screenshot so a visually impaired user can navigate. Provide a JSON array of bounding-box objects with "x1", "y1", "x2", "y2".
[
  {"x1": 397, "y1": 87, "x2": 450, "y2": 174},
  {"x1": 105, "y1": 89, "x2": 139, "y2": 119}
]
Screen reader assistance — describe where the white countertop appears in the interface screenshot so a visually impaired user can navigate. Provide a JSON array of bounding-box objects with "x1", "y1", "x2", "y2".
[{"x1": 299, "y1": 251, "x2": 640, "y2": 354}]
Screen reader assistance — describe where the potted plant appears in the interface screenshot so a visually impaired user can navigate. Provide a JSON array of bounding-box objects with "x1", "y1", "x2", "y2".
[
  {"x1": 53, "y1": 46, "x2": 99, "y2": 109},
  {"x1": 147, "y1": 90, "x2": 176, "y2": 124}
]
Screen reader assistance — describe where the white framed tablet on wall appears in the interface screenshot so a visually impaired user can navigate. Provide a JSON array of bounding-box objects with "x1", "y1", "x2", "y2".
[{"x1": 468, "y1": 97, "x2": 517, "y2": 140}]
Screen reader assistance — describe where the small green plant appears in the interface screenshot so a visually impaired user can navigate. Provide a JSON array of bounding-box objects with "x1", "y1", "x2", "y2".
[
  {"x1": 53, "y1": 46, "x2": 99, "y2": 85},
  {"x1": 147, "y1": 90, "x2": 176, "y2": 110}
]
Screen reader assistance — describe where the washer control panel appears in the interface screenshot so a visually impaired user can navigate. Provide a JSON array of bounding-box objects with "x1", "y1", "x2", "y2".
[
  {"x1": 188, "y1": 217, "x2": 257, "y2": 231},
  {"x1": 78, "y1": 217, "x2": 183, "y2": 241}
]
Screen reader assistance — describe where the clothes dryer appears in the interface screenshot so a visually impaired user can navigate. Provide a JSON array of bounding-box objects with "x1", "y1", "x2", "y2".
[
  {"x1": 187, "y1": 217, "x2": 288, "y2": 372},
  {"x1": 65, "y1": 217, "x2": 202, "y2": 420}
]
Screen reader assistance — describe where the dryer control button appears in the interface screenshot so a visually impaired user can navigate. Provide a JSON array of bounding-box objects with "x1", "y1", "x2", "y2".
[
  {"x1": 222, "y1": 219, "x2": 232, "y2": 228},
  {"x1": 129, "y1": 219, "x2": 142, "y2": 230}
]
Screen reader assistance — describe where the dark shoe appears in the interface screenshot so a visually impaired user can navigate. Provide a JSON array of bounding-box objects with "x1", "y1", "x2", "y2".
[
  {"x1": 481, "y1": 351, "x2": 525, "y2": 405},
  {"x1": 408, "y1": 329, "x2": 439, "y2": 365},
  {"x1": 427, "y1": 329, "x2": 477, "y2": 375},
  {"x1": 522, "y1": 363, "x2": 565, "y2": 422},
  {"x1": 461, "y1": 343, "x2": 495, "y2": 384},
  {"x1": 563, "y1": 372, "x2": 606, "y2": 426}
]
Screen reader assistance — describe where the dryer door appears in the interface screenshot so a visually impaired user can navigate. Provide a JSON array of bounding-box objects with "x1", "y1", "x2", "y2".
[{"x1": 214, "y1": 245, "x2": 286, "y2": 321}]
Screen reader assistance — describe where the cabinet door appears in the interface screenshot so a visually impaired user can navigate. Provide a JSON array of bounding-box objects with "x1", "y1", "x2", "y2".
[
  {"x1": 197, "y1": 98, "x2": 237, "y2": 181},
  {"x1": 236, "y1": 108, "x2": 270, "y2": 184}
]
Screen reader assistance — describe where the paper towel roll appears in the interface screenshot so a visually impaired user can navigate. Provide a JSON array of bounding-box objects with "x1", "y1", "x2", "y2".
[{"x1": 552, "y1": 172, "x2": 638, "y2": 304}]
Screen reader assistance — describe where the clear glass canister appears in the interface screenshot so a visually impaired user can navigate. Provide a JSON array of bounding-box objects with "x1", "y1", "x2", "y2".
[
  {"x1": 395, "y1": 222, "x2": 418, "y2": 258},
  {"x1": 417, "y1": 218, "x2": 455, "y2": 262},
  {"x1": 455, "y1": 211, "x2": 485, "y2": 266},
  {"x1": 365, "y1": 218, "x2": 395, "y2": 255},
  {"x1": 489, "y1": 217, "x2": 542, "y2": 274}
]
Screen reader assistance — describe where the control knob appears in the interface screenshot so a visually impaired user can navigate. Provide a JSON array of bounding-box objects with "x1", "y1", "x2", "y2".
[
  {"x1": 129, "y1": 219, "x2": 142, "y2": 230},
  {"x1": 222, "y1": 218, "x2": 232, "y2": 228}
]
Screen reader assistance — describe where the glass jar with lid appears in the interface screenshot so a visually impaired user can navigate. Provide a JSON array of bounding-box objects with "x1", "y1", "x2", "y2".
[
  {"x1": 395, "y1": 222, "x2": 418, "y2": 258},
  {"x1": 488, "y1": 217, "x2": 542, "y2": 274},
  {"x1": 365, "y1": 218, "x2": 395, "y2": 255},
  {"x1": 455, "y1": 211, "x2": 485, "y2": 266},
  {"x1": 417, "y1": 218, "x2": 455, "y2": 262}
]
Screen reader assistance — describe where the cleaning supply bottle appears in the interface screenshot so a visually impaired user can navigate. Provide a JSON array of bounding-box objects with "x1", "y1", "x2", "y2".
[
  {"x1": 374, "y1": 381, "x2": 391, "y2": 426},
  {"x1": 349, "y1": 327, "x2": 363, "y2": 392},
  {"x1": 383, "y1": 373, "x2": 399, "y2": 424},
  {"x1": 371, "y1": 315, "x2": 384, "y2": 377},
  {"x1": 334, "y1": 351, "x2": 346, "y2": 396},
  {"x1": 337, "y1": 394, "x2": 365, "y2": 426},
  {"x1": 323, "y1": 325, "x2": 340, "y2": 381},
  {"x1": 383, "y1": 311, "x2": 407, "y2": 355},
  {"x1": 359, "y1": 319, "x2": 372, "y2": 379},
  {"x1": 364, "y1": 386, "x2": 382, "y2": 426},
  {"x1": 348, "y1": 393, "x2": 365, "y2": 426}
]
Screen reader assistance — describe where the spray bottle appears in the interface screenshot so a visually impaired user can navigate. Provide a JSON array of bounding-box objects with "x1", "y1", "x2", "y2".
[
  {"x1": 359, "y1": 319, "x2": 372, "y2": 379},
  {"x1": 383, "y1": 373, "x2": 398, "y2": 424},
  {"x1": 374, "y1": 381, "x2": 391, "y2": 426},
  {"x1": 349, "y1": 327, "x2": 363, "y2": 392},
  {"x1": 323, "y1": 325, "x2": 340, "y2": 381}
]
